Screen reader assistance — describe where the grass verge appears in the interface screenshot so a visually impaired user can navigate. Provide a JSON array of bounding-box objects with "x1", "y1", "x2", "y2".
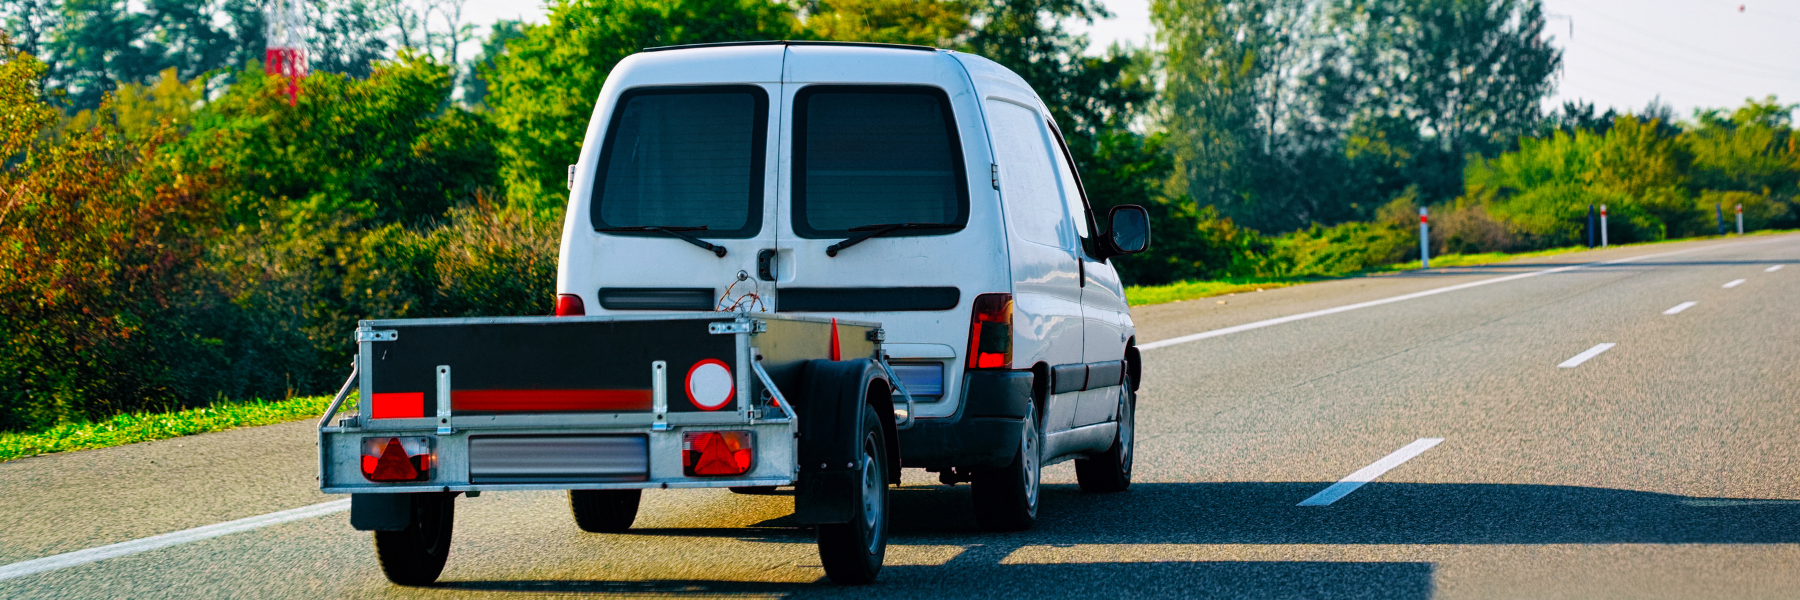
[
  {"x1": 0, "y1": 394, "x2": 354, "y2": 462},
  {"x1": 1125, "y1": 277, "x2": 1320, "y2": 307}
]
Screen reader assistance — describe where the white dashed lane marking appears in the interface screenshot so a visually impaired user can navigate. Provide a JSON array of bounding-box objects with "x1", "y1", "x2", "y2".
[
  {"x1": 1559, "y1": 343, "x2": 1617, "y2": 368},
  {"x1": 1297, "y1": 438, "x2": 1444, "y2": 506}
]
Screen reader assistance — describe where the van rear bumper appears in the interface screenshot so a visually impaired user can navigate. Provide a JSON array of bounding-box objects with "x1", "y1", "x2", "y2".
[{"x1": 898, "y1": 370, "x2": 1033, "y2": 469}]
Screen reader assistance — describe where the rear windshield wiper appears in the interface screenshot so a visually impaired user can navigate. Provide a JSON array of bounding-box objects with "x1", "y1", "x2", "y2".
[
  {"x1": 826, "y1": 222, "x2": 960, "y2": 257},
  {"x1": 597, "y1": 225, "x2": 727, "y2": 257}
]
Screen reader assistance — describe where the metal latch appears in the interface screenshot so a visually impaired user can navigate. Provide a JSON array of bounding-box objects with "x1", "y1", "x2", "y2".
[
  {"x1": 356, "y1": 329, "x2": 398, "y2": 342},
  {"x1": 866, "y1": 328, "x2": 885, "y2": 343},
  {"x1": 708, "y1": 320, "x2": 766, "y2": 335}
]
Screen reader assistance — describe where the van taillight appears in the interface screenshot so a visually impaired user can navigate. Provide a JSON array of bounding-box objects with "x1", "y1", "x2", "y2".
[
  {"x1": 966, "y1": 293, "x2": 1013, "y2": 370},
  {"x1": 555, "y1": 294, "x2": 586, "y2": 316}
]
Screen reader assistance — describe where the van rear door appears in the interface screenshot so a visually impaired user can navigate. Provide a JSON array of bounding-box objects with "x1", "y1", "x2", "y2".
[{"x1": 573, "y1": 49, "x2": 783, "y2": 313}]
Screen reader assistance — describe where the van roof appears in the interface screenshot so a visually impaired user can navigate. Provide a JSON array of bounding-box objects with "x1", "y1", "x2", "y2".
[{"x1": 640, "y1": 40, "x2": 940, "y2": 53}]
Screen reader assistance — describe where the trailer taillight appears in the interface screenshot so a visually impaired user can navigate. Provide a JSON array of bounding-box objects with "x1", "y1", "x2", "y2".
[
  {"x1": 554, "y1": 294, "x2": 586, "y2": 316},
  {"x1": 966, "y1": 293, "x2": 1013, "y2": 370},
  {"x1": 682, "y1": 431, "x2": 753, "y2": 477},
  {"x1": 361, "y1": 437, "x2": 434, "y2": 482}
]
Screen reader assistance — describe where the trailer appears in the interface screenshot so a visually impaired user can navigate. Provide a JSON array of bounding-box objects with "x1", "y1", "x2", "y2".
[{"x1": 317, "y1": 312, "x2": 913, "y2": 585}]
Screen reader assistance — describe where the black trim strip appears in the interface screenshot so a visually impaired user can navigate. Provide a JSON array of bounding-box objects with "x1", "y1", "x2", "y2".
[
  {"x1": 1085, "y1": 360, "x2": 1124, "y2": 390},
  {"x1": 598, "y1": 288, "x2": 715, "y2": 311},
  {"x1": 1051, "y1": 364, "x2": 1087, "y2": 395},
  {"x1": 1050, "y1": 360, "x2": 1125, "y2": 393},
  {"x1": 777, "y1": 287, "x2": 960, "y2": 312}
]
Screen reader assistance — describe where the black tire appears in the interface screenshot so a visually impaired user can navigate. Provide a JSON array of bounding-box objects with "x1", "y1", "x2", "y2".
[
  {"x1": 1075, "y1": 374, "x2": 1134, "y2": 493},
  {"x1": 571, "y1": 489, "x2": 641, "y2": 533},
  {"x1": 816, "y1": 408, "x2": 889, "y2": 585},
  {"x1": 729, "y1": 486, "x2": 779, "y2": 494},
  {"x1": 972, "y1": 397, "x2": 1040, "y2": 532},
  {"x1": 373, "y1": 492, "x2": 455, "y2": 586}
]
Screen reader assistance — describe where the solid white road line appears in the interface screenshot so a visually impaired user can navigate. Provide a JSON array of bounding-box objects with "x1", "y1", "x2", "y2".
[
  {"x1": 0, "y1": 499, "x2": 350, "y2": 583},
  {"x1": 1297, "y1": 438, "x2": 1444, "y2": 506},
  {"x1": 1663, "y1": 301, "x2": 1698, "y2": 315},
  {"x1": 1768, "y1": 265, "x2": 1785, "y2": 272},
  {"x1": 1558, "y1": 343, "x2": 1617, "y2": 368},
  {"x1": 1138, "y1": 237, "x2": 1792, "y2": 352},
  {"x1": 1723, "y1": 278, "x2": 1747, "y2": 288}
]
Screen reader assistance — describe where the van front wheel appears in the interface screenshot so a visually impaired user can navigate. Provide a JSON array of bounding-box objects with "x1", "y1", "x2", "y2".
[
  {"x1": 971, "y1": 399, "x2": 1040, "y2": 531},
  {"x1": 1075, "y1": 376, "x2": 1134, "y2": 493},
  {"x1": 571, "y1": 489, "x2": 641, "y2": 533}
]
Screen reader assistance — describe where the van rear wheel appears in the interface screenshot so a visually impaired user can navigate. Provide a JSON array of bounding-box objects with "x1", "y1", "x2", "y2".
[
  {"x1": 972, "y1": 398, "x2": 1040, "y2": 531},
  {"x1": 373, "y1": 492, "x2": 455, "y2": 586},
  {"x1": 1075, "y1": 376, "x2": 1134, "y2": 493},
  {"x1": 571, "y1": 489, "x2": 641, "y2": 533}
]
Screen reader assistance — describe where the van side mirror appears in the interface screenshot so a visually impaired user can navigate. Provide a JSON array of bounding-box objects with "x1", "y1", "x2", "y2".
[{"x1": 1100, "y1": 205, "x2": 1150, "y2": 259}]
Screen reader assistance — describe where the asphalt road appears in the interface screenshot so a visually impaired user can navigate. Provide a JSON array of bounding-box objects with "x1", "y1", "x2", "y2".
[{"x1": 4, "y1": 233, "x2": 1799, "y2": 599}]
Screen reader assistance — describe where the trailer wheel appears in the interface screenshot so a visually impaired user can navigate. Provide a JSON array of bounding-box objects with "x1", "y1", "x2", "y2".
[
  {"x1": 972, "y1": 396, "x2": 1040, "y2": 531},
  {"x1": 1075, "y1": 374, "x2": 1134, "y2": 493},
  {"x1": 373, "y1": 492, "x2": 455, "y2": 586},
  {"x1": 816, "y1": 408, "x2": 889, "y2": 585},
  {"x1": 570, "y1": 489, "x2": 641, "y2": 533}
]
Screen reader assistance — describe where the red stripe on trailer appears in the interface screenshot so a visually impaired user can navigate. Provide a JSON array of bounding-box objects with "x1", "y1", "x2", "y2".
[
  {"x1": 451, "y1": 389, "x2": 653, "y2": 412},
  {"x1": 370, "y1": 392, "x2": 425, "y2": 419}
]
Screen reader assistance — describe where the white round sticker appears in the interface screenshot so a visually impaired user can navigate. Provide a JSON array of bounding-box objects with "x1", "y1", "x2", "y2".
[{"x1": 686, "y1": 359, "x2": 735, "y2": 410}]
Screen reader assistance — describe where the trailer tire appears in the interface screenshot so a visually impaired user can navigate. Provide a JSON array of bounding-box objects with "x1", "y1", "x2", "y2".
[
  {"x1": 373, "y1": 492, "x2": 455, "y2": 586},
  {"x1": 816, "y1": 408, "x2": 889, "y2": 585},
  {"x1": 1075, "y1": 374, "x2": 1134, "y2": 493},
  {"x1": 972, "y1": 396, "x2": 1040, "y2": 531},
  {"x1": 570, "y1": 489, "x2": 641, "y2": 533}
]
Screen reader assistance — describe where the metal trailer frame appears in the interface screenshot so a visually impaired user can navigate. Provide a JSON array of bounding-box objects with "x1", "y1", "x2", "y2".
[{"x1": 317, "y1": 312, "x2": 914, "y2": 495}]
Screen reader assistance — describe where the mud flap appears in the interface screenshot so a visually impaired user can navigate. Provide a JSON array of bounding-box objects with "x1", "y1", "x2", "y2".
[
  {"x1": 791, "y1": 359, "x2": 895, "y2": 524},
  {"x1": 351, "y1": 493, "x2": 412, "y2": 531}
]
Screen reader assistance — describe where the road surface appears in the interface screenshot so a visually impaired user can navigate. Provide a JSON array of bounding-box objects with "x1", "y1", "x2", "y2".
[{"x1": 4, "y1": 233, "x2": 1798, "y2": 599}]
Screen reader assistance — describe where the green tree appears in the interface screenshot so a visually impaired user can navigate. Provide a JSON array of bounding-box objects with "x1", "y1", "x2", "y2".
[
  {"x1": 801, "y1": 0, "x2": 970, "y2": 47},
  {"x1": 485, "y1": 0, "x2": 800, "y2": 213}
]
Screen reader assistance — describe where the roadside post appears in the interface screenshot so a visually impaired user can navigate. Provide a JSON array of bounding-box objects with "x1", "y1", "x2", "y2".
[
  {"x1": 1419, "y1": 207, "x2": 1430, "y2": 269},
  {"x1": 1600, "y1": 204, "x2": 1608, "y2": 248},
  {"x1": 1586, "y1": 204, "x2": 1596, "y2": 247},
  {"x1": 1736, "y1": 203, "x2": 1744, "y2": 235}
]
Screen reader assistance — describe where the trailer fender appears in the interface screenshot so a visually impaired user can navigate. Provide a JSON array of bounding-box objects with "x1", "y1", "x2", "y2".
[{"x1": 792, "y1": 358, "x2": 896, "y2": 525}]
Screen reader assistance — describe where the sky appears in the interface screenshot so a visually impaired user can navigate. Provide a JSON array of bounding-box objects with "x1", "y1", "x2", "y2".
[{"x1": 460, "y1": 0, "x2": 1800, "y2": 120}]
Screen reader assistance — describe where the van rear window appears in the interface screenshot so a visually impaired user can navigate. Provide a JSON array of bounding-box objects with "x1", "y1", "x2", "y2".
[
  {"x1": 792, "y1": 86, "x2": 969, "y2": 238},
  {"x1": 590, "y1": 86, "x2": 768, "y2": 238}
]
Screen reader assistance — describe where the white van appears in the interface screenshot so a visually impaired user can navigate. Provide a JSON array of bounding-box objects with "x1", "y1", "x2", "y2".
[{"x1": 556, "y1": 40, "x2": 1151, "y2": 531}]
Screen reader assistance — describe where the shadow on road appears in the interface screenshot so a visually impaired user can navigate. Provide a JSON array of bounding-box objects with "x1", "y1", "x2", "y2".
[{"x1": 435, "y1": 481, "x2": 1800, "y2": 597}]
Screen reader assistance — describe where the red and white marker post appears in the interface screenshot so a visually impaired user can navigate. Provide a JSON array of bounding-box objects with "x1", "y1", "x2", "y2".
[
  {"x1": 1737, "y1": 203, "x2": 1744, "y2": 235},
  {"x1": 1419, "y1": 207, "x2": 1430, "y2": 269}
]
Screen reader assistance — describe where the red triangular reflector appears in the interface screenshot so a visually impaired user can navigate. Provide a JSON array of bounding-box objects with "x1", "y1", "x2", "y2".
[
  {"x1": 694, "y1": 433, "x2": 746, "y2": 475},
  {"x1": 370, "y1": 438, "x2": 419, "y2": 481}
]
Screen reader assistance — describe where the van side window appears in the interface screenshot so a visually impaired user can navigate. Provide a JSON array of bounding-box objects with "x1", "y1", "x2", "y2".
[
  {"x1": 590, "y1": 85, "x2": 768, "y2": 238},
  {"x1": 986, "y1": 100, "x2": 1075, "y2": 250},
  {"x1": 792, "y1": 86, "x2": 969, "y2": 237},
  {"x1": 1046, "y1": 121, "x2": 1096, "y2": 241}
]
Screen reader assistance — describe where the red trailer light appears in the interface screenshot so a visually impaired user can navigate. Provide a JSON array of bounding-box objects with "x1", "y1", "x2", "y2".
[
  {"x1": 361, "y1": 437, "x2": 434, "y2": 482},
  {"x1": 682, "y1": 431, "x2": 753, "y2": 476},
  {"x1": 554, "y1": 294, "x2": 586, "y2": 316},
  {"x1": 966, "y1": 293, "x2": 1013, "y2": 370}
]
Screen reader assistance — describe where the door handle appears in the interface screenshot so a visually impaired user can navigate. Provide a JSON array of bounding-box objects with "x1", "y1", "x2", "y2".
[{"x1": 757, "y1": 249, "x2": 778, "y2": 281}]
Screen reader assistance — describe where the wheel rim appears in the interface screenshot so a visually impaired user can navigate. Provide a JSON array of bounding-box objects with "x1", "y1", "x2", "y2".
[
  {"x1": 859, "y1": 432, "x2": 883, "y2": 553},
  {"x1": 1023, "y1": 407, "x2": 1039, "y2": 511}
]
